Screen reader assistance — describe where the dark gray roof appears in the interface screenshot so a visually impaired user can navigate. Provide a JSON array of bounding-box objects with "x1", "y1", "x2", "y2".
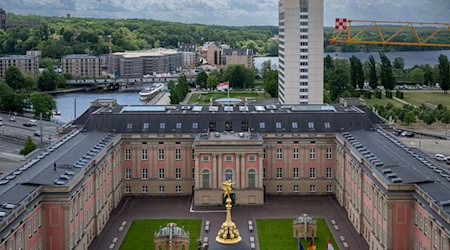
[
  {"x1": 222, "y1": 48, "x2": 253, "y2": 56},
  {"x1": 76, "y1": 104, "x2": 375, "y2": 133}
]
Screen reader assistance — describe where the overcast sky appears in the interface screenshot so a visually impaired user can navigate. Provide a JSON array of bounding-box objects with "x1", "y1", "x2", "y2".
[{"x1": 0, "y1": 0, "x2": 449, "y2": 27}]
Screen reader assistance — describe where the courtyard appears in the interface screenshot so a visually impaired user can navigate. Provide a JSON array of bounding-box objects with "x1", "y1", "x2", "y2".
[{"x1": 89, "y1": 196, "x2": 368, "y2": 250}]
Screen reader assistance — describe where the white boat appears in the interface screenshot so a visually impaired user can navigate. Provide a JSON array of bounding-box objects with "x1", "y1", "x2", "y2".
[
  {"x1": 139, "y1": 84, "x2": 164, "y2": 101},
  {"x1": 53, "y1": 110, "x2": 61, "y2": 116}
]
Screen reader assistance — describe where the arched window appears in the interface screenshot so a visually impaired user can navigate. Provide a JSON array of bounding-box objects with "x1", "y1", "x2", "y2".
[
  {"x1": 202, "y1": 169, "x2": 210, "y2": 188},
  {"x1": 248, "y1": 169, "x2": 256, "y2": 188},
  {"x1": 224, "y1": 169, "x2": 233, "y2": 181}
]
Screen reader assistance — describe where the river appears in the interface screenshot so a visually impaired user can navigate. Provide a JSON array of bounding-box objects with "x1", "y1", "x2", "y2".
[{"x1": 55, "y1": 50, "x2": 450, "y2": 124}]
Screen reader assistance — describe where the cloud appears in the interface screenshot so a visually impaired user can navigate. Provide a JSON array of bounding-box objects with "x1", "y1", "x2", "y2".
[{"x1": 0, "y1": 0, "x2": 448, "y2": 26}]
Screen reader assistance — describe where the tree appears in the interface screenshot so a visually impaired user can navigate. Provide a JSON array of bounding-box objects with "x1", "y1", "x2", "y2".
[
  {"x1": 441, "y1": 111, "x2": 450, "y2": 124},
  {"x1": 37, "y1": 68, "x2": 65, "y2": 91},
  {"x1": 195, "y1": 72, "x2": 208, "y2": 88},
  {"x1": 0, "y1": 83, "x2": 24, "y2": 113},
  {"x1": 350, "y1": 56, "x2": 364, "y2": 89},
  {"x1": 404, "y1": 111, "x2": 416, "y2": 126},
  {"x1": 438, "y1": 54, "x2": 450, "y2": 93},
  {"x1": 260, "y1": 60, "x2": 272, "y2": 78},
  {"x1": 329, "y1": 69, "x2": 351, "y2": 101},
  {"x1": 368, "y1": 55, "x2": 378, "y2": 90},
  {"x1": 393, "y1": 57, "x2": 405, "y2": 69},
  {"x1": 4, "y1": 66, "x2": 25, "y2": 91},
  {"x1": 20, "y1": 136, "x2": 38, "y2": 155},
  {"x1": 408, "y1": 68, "x2": 424, "y2": 84},
  {"x1": 422, "y1": 65, "x2": 434, "y2": 86},
  {"x1": 379, "y1": 53, "x2": 396, "y2": 90},
  {"x1": 223, "y1": 65, "x2": 255, "y2": 89},
  {"x1": 24, "y1": 75, "x2": 36, "y2": 92},
  {"x1": 29, "y1": 92, "x2": 56, "y2": 119},
  {"x1": 324, "y1": 55, "x2": 335, "y2": 70},
  {"x1": 207, "y1": 75, "x2": 219, "y2": 89},
  {"x1": 262, "y1": 70, "x2": 278, "y2": 98},
  {"x1": 422, "y1": 112, "x2": 436, "y2": 125}
]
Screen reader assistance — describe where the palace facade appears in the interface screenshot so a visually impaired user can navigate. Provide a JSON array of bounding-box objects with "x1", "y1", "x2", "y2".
[{"x1": 0, "y1": 101, "x2": 449, "y2": 250}]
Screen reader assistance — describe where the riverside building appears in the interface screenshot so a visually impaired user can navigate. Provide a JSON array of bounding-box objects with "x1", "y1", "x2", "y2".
[
  {"x1": 0, "y1": 101, "x2": 449, "y2": 249},
  {"x1": 278, "y1": 0, "x2": 324, "y2": 104},
  {"x1": 0, "y1": 55, "x2": 39, "y2": 79}
]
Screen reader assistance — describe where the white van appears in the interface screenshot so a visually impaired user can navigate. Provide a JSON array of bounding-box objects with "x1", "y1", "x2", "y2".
[{"x1": 435, "y1": 154, "x2": 447, "y2": 161}]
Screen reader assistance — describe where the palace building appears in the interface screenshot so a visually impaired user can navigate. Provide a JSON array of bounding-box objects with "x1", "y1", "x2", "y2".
[{"x1": 0, "y1": 100, "x2": 449, "y2": 250}]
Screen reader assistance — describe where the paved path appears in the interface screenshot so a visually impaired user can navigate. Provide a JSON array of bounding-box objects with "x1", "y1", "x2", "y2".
[{"x1": 89, "y1": 195, "x2": 368, "y2": 250}]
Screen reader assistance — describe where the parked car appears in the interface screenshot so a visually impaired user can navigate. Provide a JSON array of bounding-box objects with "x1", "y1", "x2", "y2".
[
  {"x1": 435, "y1": 154, "x2": 447, "y2": 161},
  {"x1": 0, "y1": 122, "x2": 3, "y2": 126},
  {"x1": 33, "y1": 131, "x2": 41, "y2": 137},
  {"x1": 23, "y1": 122, "x2": 33, "y2": 127},
  {"x1": 0, "y1": 116, "x2": 3, "y2": 121},
  {"x1": 446, "y1": 158, "x2": 450, "y2": 165},
  {"x1": 29, "y1": 120, "x2": 37, "y2": 126},
  {"x1": 401, "y1": 131, "x2": 415, "y2": 137},
  {"x1": 9, "y1": 116, "x2": 16, "y2": 122}
]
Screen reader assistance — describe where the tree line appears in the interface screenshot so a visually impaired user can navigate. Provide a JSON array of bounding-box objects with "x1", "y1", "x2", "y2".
[{"x1": 324, "y1": 53, "x2": 450, "y2": 102}]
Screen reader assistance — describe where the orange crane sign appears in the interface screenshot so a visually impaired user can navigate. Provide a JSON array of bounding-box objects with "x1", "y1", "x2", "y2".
[{"x1": 330, "y1": 19, "x2": 450, "y2": 47}]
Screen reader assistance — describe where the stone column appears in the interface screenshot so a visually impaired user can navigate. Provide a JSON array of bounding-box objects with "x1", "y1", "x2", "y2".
[
  {"x1": 213, "y1": 153, "x2": 217, "y2": 189},
  {"x1": 258, "y1": 153, "x2": 264, "y2": 188},
  {"x1": 235, "y1": 153, "x2": 240, "y2": 189},
  {"x1": 218, "y1": 153, "x2": 223, "y2": 185},
  {"x1": 241, "y1": 153, "x2": 246, "y2": 188},
  {"x1": 194, "y1": 154, "x2": 200, "y2": 188}
]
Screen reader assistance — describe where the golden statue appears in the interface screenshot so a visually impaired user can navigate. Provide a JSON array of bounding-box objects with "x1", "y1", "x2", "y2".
[{"x1": 216, "y1": 180, "x2": 242, "y2": 244}]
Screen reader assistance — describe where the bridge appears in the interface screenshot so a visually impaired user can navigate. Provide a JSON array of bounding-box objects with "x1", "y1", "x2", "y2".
[{"x1": 67, "y1": 76, "x2": 196, "y2": 86}]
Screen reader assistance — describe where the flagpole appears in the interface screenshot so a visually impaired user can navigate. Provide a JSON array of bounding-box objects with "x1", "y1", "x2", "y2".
[{"x1": 227, "y1": 82, "x2": 230, "y2": 107}]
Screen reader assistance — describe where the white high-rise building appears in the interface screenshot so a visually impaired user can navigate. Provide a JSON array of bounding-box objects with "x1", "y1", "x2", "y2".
[{"x1": 278, "y1": 0, "x2": 324, "y2": 104}]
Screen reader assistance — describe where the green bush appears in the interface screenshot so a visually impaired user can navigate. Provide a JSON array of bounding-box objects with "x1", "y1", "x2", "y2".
[{"x1": 20, "y1": 137, "x2": 37, "y2": 155}]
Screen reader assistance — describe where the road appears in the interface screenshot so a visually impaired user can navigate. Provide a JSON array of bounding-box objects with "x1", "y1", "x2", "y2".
[
  {"x1": 0, "y1": 113, "x2": 59, "y2": 144},
  {"x1": 0, "y1": 140, "x2": 24, "y2": 175}
]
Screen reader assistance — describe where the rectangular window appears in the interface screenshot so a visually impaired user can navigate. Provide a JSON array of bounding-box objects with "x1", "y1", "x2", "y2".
[
  {"x1": 276, "y1": 148, "x2": 283, "y2": 160},
  {"x1": 259, "y1": 122, "x2": 265, "y2": 129},
  {"x1": 276, "y1": 122, "x2": 281, "y2": 129},
  {"x1": 202, "y1": 155, "x2": 210, "y2": 162},
  {"x1": 292, "y1": 122, "x2": 298, "y2": 129},
  {"x1": 124, "y1": 149, "x2": 131, "y2": 160},
  {"x1": 248, "y1": 155, "x2": 256, "y2": 162},
  {"x1": 127, "y1": 123, "x2": 133, "y2": 129},
  {"x1": 143, "y1": 122, "x2": 149, "y2": 129},
  {"x1": 158, "y1": 149, "x2": 165, "y2": 160},
  {"x1": 225, "y1": 155, "x2": 233, "y2": 162},
  {"x1": 142, "y1": 168, "x2": 148, "y2": 179},
  {"x1": 327, "y1": 185, "x2": 333, "y2": 192},
  {"x1": 326, "y1": 148, "x2": 332, "y2": 159},
  {"x1": 263, "y1": 168, "x2": 266, "y2": 179},
  {"x1": 293, "y1": 167, "x2": 299, "y2": 179},
  {"x1": 176, "y1": 122, "x2": 182, "y2": 129},
  {"x1": 159, "y1": 186, "x2": 165, "y2": 193},
  {"x1": 325, "y1": 122, "x2": 331, "y2": 129},
  {"x1": 192, "y1": 168, "x2": 195, "y2": 179},
  {"x1": 309, "y1": 168, "x2": 316, "y2": 179},
  {"x1": 175, "y1": 148, "x2": 181, "y2": 160},
  {"x1": 125, "y1": 186, "x2": 131, "y2": 193},
  {"x1": 142, "y1": 186, "x2": 148, "y2": 193},
  {"x1": 159, "y1": 168, "x2": 165, "y2": 179},
  {"x1": 293, "y1": 185, "x2": 299, "y2": 192},
  {"x1": 309, "y1": 148, "x2": 316, "y2": 159},
  {"x1": 308, "y1": 122, "x2": 314, "y2": 129},
  {"x1": 293, "y1": 148, "x2": 299, "y2": 159},
  {"x1": 310, "y1": 185, "x2": 316, "y2": 193},
  {"x1": 276, "y1": 185, "x2": 282, "y2": 192},
  {"x1": 159, "y1": 123, "x2": 165, "y2": 129},
  {"x1": 192, "y1": 122, "x2": 198, "y2": 129},
  {"x1": 141, "y1": 149, "x2": 148, "y2": 160},
  {"x1": 326, "y1": 168, "x2": 332, "y2": 179},
  {"x1": 276, "y1": 168, "x2": 283, "y2": 179},
  {"x1": 125, "y1": 168, "x2": 131, "y2": 179},
  {"x1": 175, "y1": 168, "x2": 181, "y2": 179},
  {"x1": 176, "y1": 185, "x2": 181, "y2": 193}
]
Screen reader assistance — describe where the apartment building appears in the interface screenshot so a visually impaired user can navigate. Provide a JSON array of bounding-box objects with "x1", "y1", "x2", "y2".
[
  {"x1": 0, "y1": 9, "x2": 6, "y2": 30},
  {"x1": 0, "y1": 101, "x2": 449, "y2": 250},
  {"x1": 201, "y1": 42, "x2": 253, "y2": 68},
  {"x1": 61, "y1": 54, "x2": 100, "y2": 79},
  {"x1": 278, "y1": 0, "x2": 324, "y2": 104},
  {"x1": 108, "y1": 49, "x2": 181, "y2": 78},
  {"x1": 0, "y1": 55, "x2": 39, "y2": 79}
]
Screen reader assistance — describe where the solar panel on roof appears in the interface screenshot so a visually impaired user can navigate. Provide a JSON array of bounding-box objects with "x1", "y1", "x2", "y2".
[
  {"x1": 255, "y1": 106, "x2": 266, "y2": 111},
  {"x1": 208, "y1": 106, "x2": 219, "y2": 112},
  {"x1": 181, "y1": 106, "x2": 191, "y2": 110},
  {"x1": 224, "y1": 106, "x2": 233, "y2": 112},
  {"x1": 121, "y1": 106, "x2": 166, "y2": 112},
  {"x1": 266, "y1": 105, "x2": 277, "y2": 110},
  {"x1": 192, "y1": 106, "x2": 203, "y2": 112},
  {"x1": 239, "y1": 106, "x2": 249, "y2": 112}
]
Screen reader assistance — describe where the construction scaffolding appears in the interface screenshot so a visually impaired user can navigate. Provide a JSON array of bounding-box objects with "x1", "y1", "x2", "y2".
[{"x1": 330, "y1": 20, "x2": 450, "y2": 47}]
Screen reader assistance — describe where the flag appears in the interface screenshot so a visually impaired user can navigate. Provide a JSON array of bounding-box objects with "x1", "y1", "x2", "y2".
[
  {"x1": 328, "y1": 240, "x2": 335, "y2": 250},
  {"x1": 335, "y1": 18, "x2": 348, "y2": 30},
  {"x1": 307, "y1": 242, "x2": 316, "y2": 250},
  {"x1": 216, "y1": 81, "x2": 229, "y2": 91}
]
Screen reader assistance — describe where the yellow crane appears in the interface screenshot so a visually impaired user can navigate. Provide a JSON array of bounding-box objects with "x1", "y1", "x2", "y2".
[{"x1": 330, "y1": 19, "x2": 450, "y2": 47}]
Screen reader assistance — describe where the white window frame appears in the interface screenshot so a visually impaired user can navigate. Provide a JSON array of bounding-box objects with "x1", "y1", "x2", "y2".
[
  {"x1": 248, "y1": 155, "x2": 256, "y2": 162},
  {"x1": 276, "y1": 185, "x2": 282, "y2": 192},
  {"x1": 175, "y1": 168, "x2": 182, "y2": 179},
  {"x1": 175, "y1": 148, "x2": 181, "y2": 160},
  {"x1": 293, "y1": 167, "x2": 299, "y2": 179},
  {"x1": 293, "y1": 185, "x2": 299, "y2": 192},
  {"x1": 158, "y1": 148, "x2": 165, "y2": 160},
  {"x1": 142, "y1": 168, "x2": 148, "y2": 179},
  {"x1": 310, "y1": 185, "x2": 316, "y2": 193},
  {"x1": 327, "y1": 184, "x2": 333, "y2": 192},
  {"x1": 141, "y1": 148, "x2": 148, "y2": 160},
  {"x1": 293, "y1": 148, "x2": 299, "y2": 159},
  {"x1": 125, "y1": 185, "x2": 131, "y2": 193},
  {"x1": 142, "y1": 186, "x2": 148, "y2": 193},
  {"x1": 276, "y1": 168, "x2": 283, "y2": 179},
  {"x1": 309, "y1": 168, "x2": 316, "y2": 179},
  {"x1": 326, "y1": 148, "x2": 332, "y2": 159},
  {"x1": 176, "y1": 185, "x2": 181, "y2": 193},
  {"x1": 124, "y1": 149, "x2": 131, "y2": 160},
  {"x1": 309, "y1": 147, "x2": 316, "y2": 160},
  {"x1": 276, "y1": 148, "x2": 283, "y2": 160},
  {"x1": 159, "y1": 186, "x2": 165, "y2": 193},
  {"x1": 202, "y1": 155, "x2": 210, "y2": 162},
  {"x1": 326, "y1": 168, "x2": 332, "y2": 179},
  {"x1": 225, "y1": 155, "x2": 233, "y2": 162},
  {"x1": 125, "y1": 168, "x2": 131, "y2": 180},
  {"x1": 158, "y1": 168, "x2": 165, "y2": 179}
]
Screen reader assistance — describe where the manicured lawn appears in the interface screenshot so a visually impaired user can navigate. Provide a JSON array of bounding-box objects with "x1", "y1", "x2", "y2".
[
  {"x1": 257, "y1": 218, "x2": 339, "y2": 250},
  {"x1": 120, "y1": 219, "x2": 202, "y2": 250},
  {"x1": 362, "y1": 96, "x2": 403, "y2": 108},
  {"x1": 402, "y1": 91, "x2": 450, "y2": 109},
  {"x1": 188, "y1": 91, "x2": 267, "y2": 104}
]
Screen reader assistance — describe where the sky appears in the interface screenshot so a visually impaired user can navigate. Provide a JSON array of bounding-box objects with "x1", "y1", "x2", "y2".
[{"x1": 0, "y1": 0, "x2": 449, "y2": 27}]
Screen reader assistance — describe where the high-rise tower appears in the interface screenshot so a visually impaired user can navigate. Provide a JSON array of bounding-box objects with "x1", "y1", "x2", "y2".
[
  {"x1": 0, "y1": 8, "x2": 6, "y2": 30},
  {"x1": 278, "y1": 0, "x2": 324, "y2": 104}
]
